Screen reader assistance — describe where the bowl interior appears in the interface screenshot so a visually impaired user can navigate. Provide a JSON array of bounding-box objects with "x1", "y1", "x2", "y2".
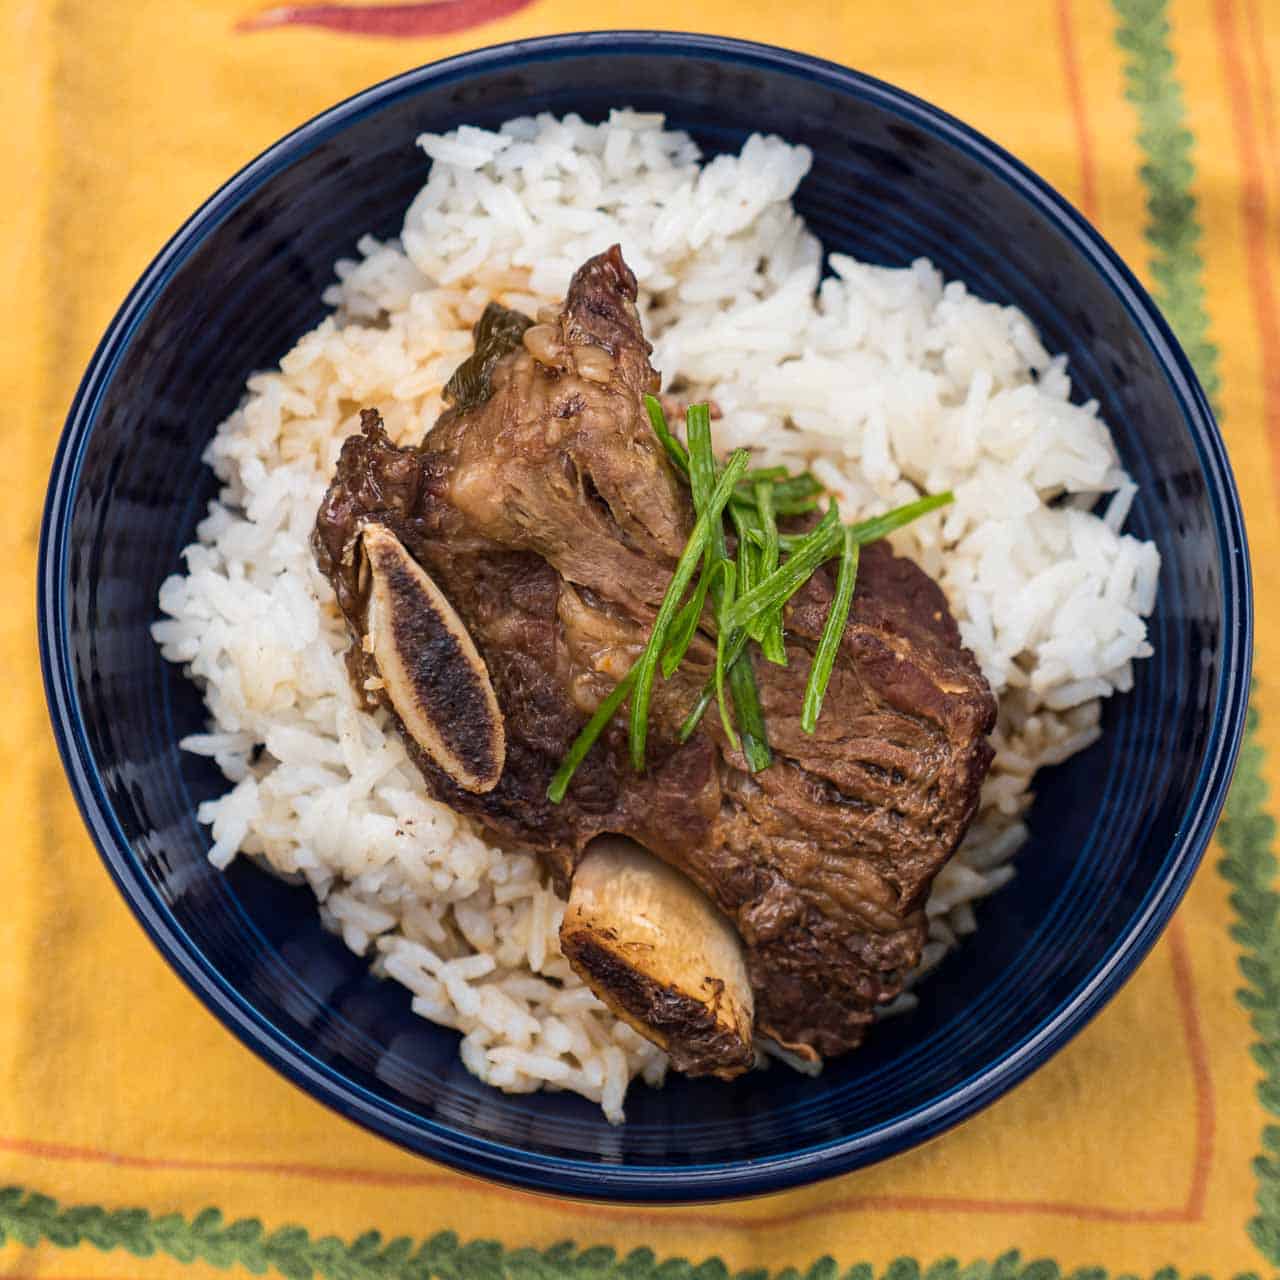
[{"x1": 47, "y1": 37, "x2": 1242, "y2": 1197}]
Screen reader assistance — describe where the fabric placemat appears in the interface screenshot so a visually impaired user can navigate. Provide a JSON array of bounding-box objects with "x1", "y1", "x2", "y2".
[{"x1": 1, "y1": 0, "x2": 1276, "y2": 1274}]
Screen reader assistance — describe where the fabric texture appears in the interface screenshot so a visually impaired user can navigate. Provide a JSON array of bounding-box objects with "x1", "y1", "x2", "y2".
[{"x1": 1, "y1": 0, "x2": 1276, "y2": 1273}]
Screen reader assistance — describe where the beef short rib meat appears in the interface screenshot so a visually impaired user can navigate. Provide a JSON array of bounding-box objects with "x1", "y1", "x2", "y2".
[{"x1": 314, "y1": 245, "x2": 996, "y2": 1071}]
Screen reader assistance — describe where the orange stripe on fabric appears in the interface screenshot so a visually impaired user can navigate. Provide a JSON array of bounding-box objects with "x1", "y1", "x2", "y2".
[
  {"x1": 1243, "y1": 0, "x2": 1280, "y2": 255},
  {"x1": 1214, "y1": 0, "x2": 1280, "y2": 493},
  {"x1": 1055, "y1": 0, "x2": 1100, "y2": 218},
  {"x1": 1168, "y1": 917, "x2": 1216, "y2": 1216},
  {"x1": 0, "y1": 1128, "x2": 1209, "y2": 1225}
]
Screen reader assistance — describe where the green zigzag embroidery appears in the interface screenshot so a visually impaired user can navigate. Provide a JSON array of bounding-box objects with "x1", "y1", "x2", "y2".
[
  {"x1": 0, "y1": 1188, "x2": 1267, "y2": 1280},
  {"x1": 1115, "y1": 0, "x2": 1280, "y2": 1266},
  {"x1": 1114, "y1": 0, "x2": 1222, "y2": 414},
  {"x1": 1216, "y1": 700, "x2": 1280, "y2": 1263}
]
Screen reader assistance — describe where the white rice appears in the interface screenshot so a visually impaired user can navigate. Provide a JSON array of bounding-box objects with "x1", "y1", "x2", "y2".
[{"x1": 152, "y1": 110, "x2": 1159, "y2": 1121}]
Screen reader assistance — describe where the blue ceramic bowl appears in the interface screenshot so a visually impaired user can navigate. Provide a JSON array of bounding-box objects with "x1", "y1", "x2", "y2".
[{"x1": 39, "y1": 32, "x2": 1251, "y2": 1201}]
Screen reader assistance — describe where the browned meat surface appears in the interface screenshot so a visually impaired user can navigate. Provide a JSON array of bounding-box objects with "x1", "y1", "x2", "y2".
[{"x1": 314, "y1": 245, "x2": 996, "y2": 1071}]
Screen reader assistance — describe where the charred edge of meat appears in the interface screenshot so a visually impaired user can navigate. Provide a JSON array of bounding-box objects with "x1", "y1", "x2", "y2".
[
  {"x1": 362, "y1": 524, "x2": 505, "y2": 793},
  {"x1": 443, "y1": 302, "x2": 533, "y2": 411}
]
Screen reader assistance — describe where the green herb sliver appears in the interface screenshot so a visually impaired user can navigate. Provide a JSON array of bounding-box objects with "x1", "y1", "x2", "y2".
[
  {"x1": 757, "y1": 474, "x2": 823, "y2": 516},
  {"x1": 688, "y1": 404, "x2": 772, "y2": 771},
  {"x1": 725, "y1": 648, "x2": 772, "y2": 770},
  {"x1": 627, "y1": 447, "x2": 751, "y2": 772},
  {"x1": 729, "y1": 490, "x2": 953, "y2": 639},
  {"x1": 714, "y1": 561, "x2": 740, "y2": 750},
  {"x1": 547, "y1": 667, "x2": 637, "y2": 804},
  {"x1": 678, "y1": 489, "x2": 954, "y2": 742},
  {"x1": 661, "y1": 564, "x2": 714, "y2": 679},
  {"x1": 643, "y1": 394, "x2": 818, "y2": 521},
  {"x1": 730, "y1": 503, "x2": 760, "y2": 603},
  {"x1": 743, "y1": 465, "x2": 789, "y2": 485},
  {"x1": 776, "y1": 490, "x2": 955, "y2": 553},
  {"x1": 643, "y1": 394, "x2": 690, "y2": 476},
  {"x1": 751, "y1": 481, "x2": 787, "y2": 665},
  {"x1": 678, "y1": 631, "x2": 748, "y2": 744},
  {"x1": 553, "y1": 401, "x2": 954, "y2": 800},
  {"x1": 724, "y1": 506, "x2": 842, "y2": 636},
  {"x1": 801, "y1": 528, "x2": 859, "y2": 733}
]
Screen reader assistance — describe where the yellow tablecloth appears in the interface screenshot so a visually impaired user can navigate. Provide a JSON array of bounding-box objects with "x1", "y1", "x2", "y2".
[{"x1": 2, "y1": 0, "x2": 1278, "y2": 1274}]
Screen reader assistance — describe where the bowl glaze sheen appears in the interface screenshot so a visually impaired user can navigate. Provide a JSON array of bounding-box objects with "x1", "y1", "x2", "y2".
[{"x1": 39, "y1": 31, "x2": 1252, "y2": 1201}]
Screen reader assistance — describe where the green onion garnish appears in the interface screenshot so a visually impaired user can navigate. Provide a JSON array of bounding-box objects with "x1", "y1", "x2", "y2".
[
  {"x1": 627, "y1": 447, "x2": 750, "y2": 771},
  {"x1": 801, "y1": 528, "x2": 859, "y2": 733},
  {"x1": 726, "y1": 647, "x2": 771, "y2": 770},
  {"x1": 643, "y1": 394, "x2": 690, "y2": 476},
  {"x1": 730, "y1": 502, "x2": 760, "y2": 603},
  {"x1": 645, "y1": 394, "x2": 819, "y2": 519},
  {"x1": 677, "y1": 491, "x2": 953, "y2": 744},
  {"x1": 661, "y1": 563, "x2": 714, "y2": 679},
  {"x1": 724, "y1": 505, "x2": 842, "y2": 636},
  {"x1": 685, "y1": 403, "x2": 720, "y2": 562},
  {"x1": 547, "y1": 666, "x2": 638, "y2": 804},
  {"x1": 751, "y1": 481, "x2": 787, "y2": 665},
  {"x1": 743, "y1": 465, "x2": 789, "y2": 484},
  {"x1": 772, "y1": 474, "x2": 825, "y2": 502},
  {"x1": 776, "y1": 490, "x2": 954, "y2": 553},
  {"x1": 714, "y1": 560, "x2": 739, "y2": 750},
  {"x1": 548, "y1": 402, "x2": 955, "y2": 803},
  {"x1": 688, "y1": 403, "x2": 772, "y2": 771}
]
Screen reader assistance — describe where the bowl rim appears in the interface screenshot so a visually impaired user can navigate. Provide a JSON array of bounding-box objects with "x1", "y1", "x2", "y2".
[{"x1": 38, "y1": 29, "x2": 1254, "y2": 1202}]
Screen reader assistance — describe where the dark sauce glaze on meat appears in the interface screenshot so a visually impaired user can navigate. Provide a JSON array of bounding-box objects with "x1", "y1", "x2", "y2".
[{"x1": 314, "y1": 245, "x2": 996, "y2": 1065}]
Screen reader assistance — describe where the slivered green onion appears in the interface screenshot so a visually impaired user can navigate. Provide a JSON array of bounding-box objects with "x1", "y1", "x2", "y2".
[
  {"x1": 678, "y1": 627, "x2": 751, "y2": 743},
  {"x1": 730, "y1": 490, "x2": 818, "y2": 517},
  {"x1": 643, "y1": 394, "x2": 690, "y2": 476},
  {"x1": 547, "y1": 444, "x2": 750, "y2": 801},
  {"x1": 743, "y1": 465, "x2": 789, "y2": 484},
  {"x1": 766, "y1": 476, "x2": 824, "y2": 507},
  {"x1": 547, "y1": 550, "x2": 730, "y2": 801},
  {"x1": 686, "y1": 403, "x2": 720, "y2": 561},
  {"x1": 734, "y1": 471, "x2": 819, "y2": 509},
  {"x1": 688, "y1": 404, "x2": 772, "y2": 771},
  {"x1": 767, "y1": 497, "x2": 820, "y2": 516},
  {"x1": 751, "y1": 482, "x2": 787, "y2": 665},
  {"x1": 776, "y1": 491, "x2": 955, "y2": 553},
  {"x1": 714, "y1": 561, "x2": 739, "y2": 750},
  {"x1": 845, "y1": 491, "x2": 954, "y2": 545},
  {"x1": 724, "y1": 506, "x2": 842, "y2": 636},
  {"x1": 661, "y1": 563, "x2": 714, "y2": 679},
  {"x1": 730, "y1": 503, "x2": 760, "y2": 603},
  {"x1": 627, "y1": 447, "x2": 750, "y2": 771},
  {"x1": 773, "y1": 474, "x2": 824, "y2": 501},
  {"x1": 553, "y1": 400, "x2": 955, "y2": 800},
  {"x1": 687, "y1": 402, "x2": 735, "y2": 749},
  {"x1": 643, "y1": 394, "x2": 818, "y2": 518},
  {"x1": 680, "y1": 491, "x2": 952, "y2": 747},
  {"x1": 726, "y1": 646, "x2": 771, "y2": 769},
  {"x1": 547, "y1": 666, "x2": 638, "y2": 804},
  {"x1": 801, "y1": 529, "x2": 859, "y2": 733}
]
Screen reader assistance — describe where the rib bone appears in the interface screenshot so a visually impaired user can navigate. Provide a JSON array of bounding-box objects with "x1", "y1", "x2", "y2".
[{"x1": 560, "y1": 835, "x2": 755, "y2": 1079}]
